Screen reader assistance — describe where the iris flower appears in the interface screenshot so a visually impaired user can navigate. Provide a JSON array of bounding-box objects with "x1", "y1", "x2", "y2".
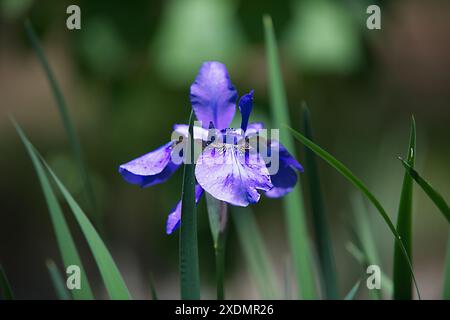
[{"x1": 119, "y1": 61, "x2": 303, "y2": 234}]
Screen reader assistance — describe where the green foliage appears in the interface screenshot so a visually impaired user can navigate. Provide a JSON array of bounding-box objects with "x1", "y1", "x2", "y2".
[
  {"x1": 14, "y1": 119, "x2": 94, "y2": 300},
  {"x1": 0, "y1": 265, "x2": 14, "y2": 300},
  {"x1": 287, "y1": 126, "x2": 421, "y2": 299},
  {"x1": 46, "y1": 260, "x2": 71, "y2": 300},
  {"x1": 400, "y1": 159, "x2": 450, "y2": 299},
  {"x1": 179, "y1": 111, "x2": 200, "y2": 300},
  {"x1": 15, "y1": 121, "x2": 131, "y2": 300},
  {"x1": 344, "y1": 281, "x2": 360, "y2": 300},
  {"x1": 24, "y1": 20, "x2": 101, "y2": 231},
  {"x1": 264, "y1": 14, "x2": 317, "y2": 299},
  {"x1": 393, "y1": 117, "x2": 416, "y2": 299},
  {"x1": 302, "y1": 105, "x2": 338, "y2": 299}
]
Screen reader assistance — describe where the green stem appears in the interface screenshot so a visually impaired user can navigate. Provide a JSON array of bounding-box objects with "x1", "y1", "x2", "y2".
[
  {"x1": 215, "y1": 234, "x2": 226, "y2": 300},
  {"x1": 206, "y1": 193, "x2": 228, "y2": 300}
]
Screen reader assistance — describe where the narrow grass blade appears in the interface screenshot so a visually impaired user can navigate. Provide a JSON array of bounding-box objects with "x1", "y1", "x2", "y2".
[
  {"x1": 232, "y1": 207, "x2": 278, "y2": 299},
  {"x1": 15, "y1": 121, "x2": 131, "y2": 299},
  {"x1": 24, "y1": 20, "x2": 100, "y2": 230},
  {"x1": 444, "y1": 235, "x2": 450, "y2": 299},
  {"x1": 179, "y1": 111, "x2": 200, "y2": 300},
  {"x1": 302, "y1": 104, "x2": 338, "y2": 299},
  {"x1": 344, "y1": 281, "x2": 360, "y2": 300},
  {"x1": 263, "y1": 15, "x2": 317, "y2": 299},
  {"x1": 13, "y1": 119, "x2": 93, "y2": 300},
  {"x1": 393, "y1": 117, "x2": 416, "y2": 300},
  {"x1": 400, "y1": 160, "x2": 450, "y2": 223},
  {"x1": 44, "y1": 159, "x2": 131, "y2": 299},
  {"x1": 287, "y1": 126, "x2": 421, "y2": 299},
  {"x1": 0, "y1": 265, "x2": 14, "y2": 300},
  {"x1": 46, "y1": 260, "x2": 71, "y2": 300},
  {"x1": 399, "y1": 159, "x2": 450, "y2": 299},
  {"x1": 347, "y1": 241, "x2": 394, "y2": 299},
  {"x1": 149, "y1": 273, "x2": 158, "y2": 300},
  {"x1": 205, "y1": 193, "x2": 228, "y2": 300},
  {"x1": 350, "y1": 195, "x2": 389, "y2": 299}
]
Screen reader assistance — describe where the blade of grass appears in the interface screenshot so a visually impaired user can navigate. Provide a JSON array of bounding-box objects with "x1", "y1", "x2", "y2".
[
  {"x1": 179, "y1": 111, "x2": 200, "y2": 300},
  {"x1": 350, "y1": 194, "x2": 387, "y2": 299},
  {"x1": 399, "y1": 160, "x2": 450, "y2": 298},
  {"x1": 0, "y1": 265, "x2": 14, "y2": 300},
  {"x1": 344, "y1": 281, "x2": 360, "y2": 300},
  {"x1": 205, "y1": 193, "x2": 228, "y2": 300},
  {"x1": 15, "y1": 121, "x2": 131, "y2": 299},
  {"x1": 346, "y1": 242, "x2": 393, "y2": 299},
  {"x1": 287, "y1": 126, "x2": 421, "y2": 299},
  {"x1": 149, "y1": 273, "x2": 158, "y2": 300},
  {"x1": 46, "y1": 259, "x2": 71, "y2": 300},
  {"x1": 393, "y1": 117, "x2": 416, "y2": 299},
  {"x1": 444, "y1": 236, "x2": 450, "y2": 299},
  {"x1": 232, "y1": 206, "x2": 278, "y2": 299},
  {"x1": 263, "y1": 15, "x2": 317, "y2": 299},
  {"x1": 13, "y1": 119, "x2": 93, "y2": 300},
  {"x1": 400, "y1": 160, "x2": 450, "y2": 223},
  {"x1": 44, "y1": 157, "x2": 131, "y2": 299},
  {"x1": 24, "y1": 20, "x2": 100, "y2": 230},
  {"x1": 302, "y1": 104, "x2": 338, "y2": 299}
]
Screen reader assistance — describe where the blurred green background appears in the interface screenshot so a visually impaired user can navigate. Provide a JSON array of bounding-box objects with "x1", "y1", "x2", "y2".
[{"x1": 1, "y1": 0, "x2": 449, "y2": 299}]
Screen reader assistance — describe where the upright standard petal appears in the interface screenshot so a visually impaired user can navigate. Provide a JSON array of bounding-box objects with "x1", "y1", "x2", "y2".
[
  {"x1": 190, "y1": 61, "x2": 238, "y2": 129},
  {"x1": 195, "y1": 140, "x2": 273, "y2": 207},
  {"x1": 238, "y1": 90, "x2": 254, "y2": 132},
  {"x1": 119, "y1": 141, "x2": 180, "y2": 188},
  {"x1": 265, "y1": 141, "x2": 304, "y2": 198},
  {"x1": 166, "y1": 185, "x2": 204, "y2": 234}
]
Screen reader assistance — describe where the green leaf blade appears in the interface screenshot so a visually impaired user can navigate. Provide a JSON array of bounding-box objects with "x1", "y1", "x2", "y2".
[
  {"x1": 46, "y1": 260, "x2": 71, "y2": 300},
  {"x1": 287, "y1": 125, "x2": 421, "y2": 299},
  {"x1": 393, "y1": 117, "x2": 416, "y2": 300},
  {"x1": 399, "y1": 159, "x2": 450, "y2": 299},
  {"x1": 444, "y1": 236, "x2": 450, "y2": 299},
  {"x1": 0, "y1": 265, "x2": 14, "y2": 300},
  {"x1": 302, "y1": 105, "x2": 338, "y2": 299},
  {"x1": 15, "y1": 121, "x2": 130, "y2": 300},
  {"x1": 14, "y1": 119, "x2": 94, "y2": 300},
  {"x1": 400, "y1": 161, "x2": 450, "y2": 223},
  {"x1": 45, "y1": 164, "x2": 132, "y2": 300},
  {"x1": 24, "y1": 20, "x2": 100, "y2": 230},
  {"x1": 179, "y1": 111, "x2": 200, "y2": 300},
  {"x1": 149, "y1": 273, "x2": 158, "y2": 300},
  {"x1": 344, "y1": 281, "x2": 360, "y2": 300},
  {"x1": 263, "y1": 14, "x2": 317, "y2": 300}
]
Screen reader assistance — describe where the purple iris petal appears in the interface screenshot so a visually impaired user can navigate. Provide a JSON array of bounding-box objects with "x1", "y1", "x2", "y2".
[
  {"x1": 265, "y1": 142, "x2": 304, "y2": 198},
  {"x1": 119, "y1": 141, "x2": 180, "y2": 188},
  {"x1": 166, "y1": 185, "x2": 205, "y2": 234},
  {"x1": 190, "y1": 61, "x2": 238, "y2": 130},
  {"x1": 195, "y1": 138, "x2": 273, "y2": 207},
  {"x1": 238, "y1": 90, "x2": 254, "y2": 132}
]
